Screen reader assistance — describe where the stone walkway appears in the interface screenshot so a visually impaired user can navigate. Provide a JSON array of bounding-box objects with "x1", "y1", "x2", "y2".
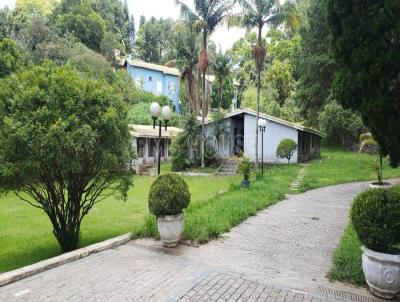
[{"x1": 1, "y1": 180, "x2": 399, "y2": 302}]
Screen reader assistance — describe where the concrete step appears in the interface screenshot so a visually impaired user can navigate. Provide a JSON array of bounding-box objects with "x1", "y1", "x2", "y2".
[{"x1": 217, "y1": 172, "x2": 236, "y2": 176}]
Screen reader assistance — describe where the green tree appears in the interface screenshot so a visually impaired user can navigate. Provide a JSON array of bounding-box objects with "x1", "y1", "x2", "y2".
[
  {"x1": 167, "y1": 25, "x2": 200, "y2": 114},
  {"x1": 0, "y1": 64, "x2": 133, "y2": 252},
  {"x1": 0, "y1": 38, "x2": 19, "y2": 78},
  {"x1": 318, "y1": 100, "x2": 363, "y2": 149},
  {"x1": 17, "y1": 14, "x2": 50, "y2": 52},
  {"x1": 16, "y1": 0, "x2": 59, "y2": 15},
  {"x1": 100, "y1": 31, "x2": 124, "y2": 63},
  {"x1": 134, "y1": 17, "x2": 174, "y2": 64},
  {"x1": 294, "y1": 0, "x2": 335, "y2": 126},
  {"x1": 176, "y1": 0, "x2": 235, "y2": 168},
  {"x1": 264, "y1": 59, "x2": 294, "y2": 105},
  {"x1": 67, "y1": 49, "x2": 114, "y2": 82},
  {"x1": 211, "y1": 77, "x2": 235, "y2": 110},
  {"x1": 326, "y1": 0, "x2": 400, "y2": 166},
  {"x1": 56, "y1": 2, "x2": 106, "y2": 52},
  {"x1": 232, "y1": 0, "x2": 298, "y2": 167},
  {"x1": 276, "y1": 139, "x2": 297, "y2": 163},
  {"x1": 212, "y1": 50, "x2": 232, "y2": 110},
  {"x1": 0, "y1": 7, "x2": 13, "y2": 39}
]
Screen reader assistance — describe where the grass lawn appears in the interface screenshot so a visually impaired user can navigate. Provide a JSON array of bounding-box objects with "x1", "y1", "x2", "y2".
[
  {"x1": 133, "y1": 164, "x2": 301, "y2": 243},
  {"x1": 0, "y1": 173, "x2": 239, "y2": 273},
  {"x1": 328, "y1": 224, "x2": 365, "y2": 286},
  {"x1": 300, "y1": 148, "x2": 400, "y2": 192}
]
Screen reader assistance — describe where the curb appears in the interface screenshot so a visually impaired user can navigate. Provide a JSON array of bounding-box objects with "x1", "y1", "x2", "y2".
[{"x1": 0, "y1": 233, "x2": 132, "y2": 287}]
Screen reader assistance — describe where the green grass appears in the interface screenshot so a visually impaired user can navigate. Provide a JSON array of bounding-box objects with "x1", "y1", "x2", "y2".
[
  {"x1": 0, "y1": 174, "x2": 239, "y2": 273},
  {"x1": 328, "y1": 224, "x2": 365, "y2": 286},
  {"x1": 300, "y1": 148, "x2": 400, "y2": 192},
  {"x1": 133, "y1": 164, "x2": 300, "y2": 243}
]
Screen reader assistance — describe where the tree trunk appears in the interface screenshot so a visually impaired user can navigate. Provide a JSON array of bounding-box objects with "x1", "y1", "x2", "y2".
[
  {"x1": 201, "y1": 31, "x2": 207, "y2": 168},
  {"x1": 255, "y1": 25, "x2": 263, "y2": 168}
]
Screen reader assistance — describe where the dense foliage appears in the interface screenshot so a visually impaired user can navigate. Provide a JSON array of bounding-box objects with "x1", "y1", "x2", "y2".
[
  {"x1": 0, "y1": 64, "x2": 133, "y2": 252},
  {"x1": 350, "y1": 189, "x2": 400, "y2": 253},
  {"x1": 148, "y1": 174, "x2": 190, "y2": 217},
  {"x1": 276, "y1": 139, "x2": 298, "y2": 163},
  {"x1": 0, "y1": 38, "x2": 20, "y2": 78},
  {"x1": 238, "y1": 157, "x2": 252, "y2": 181},
  {"x1": 326, "y1": 0, "x2": 400, "y2": 166}
]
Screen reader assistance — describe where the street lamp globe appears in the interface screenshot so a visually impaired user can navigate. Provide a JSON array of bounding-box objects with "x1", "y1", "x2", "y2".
[
  {"x1": 150, "y1": 102, "x2": 161, "y2": 118},
  {"x1": 161, "y1": 105, "x2": 171, "y2": 121},
  {"x1": 258, "y1": 118, "x2": 267, "y2": 128}
]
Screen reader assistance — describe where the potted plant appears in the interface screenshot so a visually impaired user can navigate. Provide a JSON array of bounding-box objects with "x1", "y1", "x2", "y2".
[
  {"x1": 351, "y1": 189, "x2": 400, "y2": 299},
  {"x1": 148, "y1": 174, "x2": 190, "y2": 247},
  {"x1": 238, "y1": 157, "x2": 251, "y2": 188}
]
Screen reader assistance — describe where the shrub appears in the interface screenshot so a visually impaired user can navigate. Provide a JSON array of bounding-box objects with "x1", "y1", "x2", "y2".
[
  {"x1": 171, "y1": 134, "x2": 190, "y2": 172},
  {"x1": 238, "y1": 157, "x2": 252, "y2": 181},
  {"x1": 148, "y1": 174, "x2": 190, "y2": 217},
  {"x1": 350, "y1": 189, "x2": 400, "y2": 253},
  {"x1": 276, "y1": 139, "x2": 297, "y2": 163}
]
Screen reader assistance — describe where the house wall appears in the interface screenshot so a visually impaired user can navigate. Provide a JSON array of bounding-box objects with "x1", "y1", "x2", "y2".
[
  {"x1": 127, "y1": 64, "x2": 181, "y2": 113},
  {"x1": 243, "y1": 114, "x2": 299, "y2": 163}
]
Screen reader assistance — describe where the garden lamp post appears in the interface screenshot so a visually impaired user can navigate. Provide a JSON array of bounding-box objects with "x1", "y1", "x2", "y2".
[
  {"x1": 150, "y1": 102, "x2": 172, "y2": 176},
  {"x1": 258, "y1": 118, "x2": 268, "y2": 177}
]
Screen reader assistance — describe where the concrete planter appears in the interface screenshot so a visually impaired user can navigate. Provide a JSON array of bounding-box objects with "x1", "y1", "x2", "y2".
[
  {"x1": 362, "y1": 246, "x2": 400, "y2": 299},
  {"x1": 157, "y1": 213, "x2": 184, "y2": 247},
  {"x1": 369, "y1": 182, "x2": 395, "y2": 189}
]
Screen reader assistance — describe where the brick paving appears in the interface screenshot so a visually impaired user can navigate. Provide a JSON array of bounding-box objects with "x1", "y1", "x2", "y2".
[{"x1": 1, "y1": 180, "x2": 399, "y2": 302}]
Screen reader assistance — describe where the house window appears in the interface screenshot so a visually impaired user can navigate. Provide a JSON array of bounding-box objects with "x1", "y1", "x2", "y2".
[
  {"x1": 157, "y1": 81, "x2": 163, "y2": 93},
  {"x1": 135, "y1": 77, "x2": 145, "y2": 89},
  {"x1": 168, "y1": 82, "x2": 176, "y2": 94},
  {"x1": 149, "y1": 76, "x2": 152, "y2": 81},
  {"x1": 137, "y1": 138, "x2": 145, "y2": 158}
]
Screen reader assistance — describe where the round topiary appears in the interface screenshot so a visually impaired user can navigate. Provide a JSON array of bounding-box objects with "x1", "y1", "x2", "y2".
[
  {"x1": 276, "y1": 139, "x2": 297, "y2": 163},
  {"x1": 350, "y1": 189, "x2": 400, "y2": 253},
  {"x1": 148, "y1": 174, "x2": 190, "y2": 217}
]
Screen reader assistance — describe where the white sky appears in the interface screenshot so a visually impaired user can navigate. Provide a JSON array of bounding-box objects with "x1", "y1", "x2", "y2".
[{"x1": 0, "y1": 0, "x2": 247, "y2": 51}]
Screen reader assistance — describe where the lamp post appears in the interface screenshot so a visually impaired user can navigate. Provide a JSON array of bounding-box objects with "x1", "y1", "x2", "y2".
[
  {"x1": 258, "y1": 118, "x2": 268, "y2": 177},
  {"x1": 150, "y1": 102, "x2": 172, "y2": 176}
]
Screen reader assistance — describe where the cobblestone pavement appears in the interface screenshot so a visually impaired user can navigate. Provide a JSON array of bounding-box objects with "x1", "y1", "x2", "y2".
[{"x1": 1, "y1": 180, "x2": 399, "y2": 302}]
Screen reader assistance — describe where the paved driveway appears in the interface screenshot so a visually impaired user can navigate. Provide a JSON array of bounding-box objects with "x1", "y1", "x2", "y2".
[{"x1": 1, "y1": 181, "x2": 398, "y2": 302}]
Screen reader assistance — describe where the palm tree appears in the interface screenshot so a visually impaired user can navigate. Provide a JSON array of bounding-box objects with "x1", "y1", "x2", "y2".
[
  {"x1": 167, "y1": 25, "x2": 200, "y2": 114},
  {"x1": 213, "y1": 50, "x2": 232, "y2": 110},
  {"x1": 176, "y1": 0, "x2": 234, "y2": 168},
  {"x1": 232, "y1": 0, "x2": 298, "y2": 167}
]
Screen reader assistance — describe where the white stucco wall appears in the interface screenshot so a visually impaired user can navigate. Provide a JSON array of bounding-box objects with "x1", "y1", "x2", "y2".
[
  {"x1": 204, "y1": 121, "x2": 231, "y2": 159},
  {"x1": 243, "y1": 114, "x2": 299, "y2": 163}
]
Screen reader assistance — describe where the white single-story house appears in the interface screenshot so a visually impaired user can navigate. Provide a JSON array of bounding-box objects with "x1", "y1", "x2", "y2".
[
  {"x1": 203, "y1": 108, "x2": 325, "y2": 164},
  {"x1": 129, "y1": 125, "x2": 182, "y2": 173}
]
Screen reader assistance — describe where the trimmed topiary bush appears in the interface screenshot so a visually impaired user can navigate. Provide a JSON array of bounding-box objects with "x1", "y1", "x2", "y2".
[
  {"x1": 350, "y1": 189, "x2": 400, "y2": 253},
  {"x1": 276, "y1": 139, "x2": 297, "y2": 163},
  {"x1": 148, "y1": 174, "x2": 190, "y2": 217}
]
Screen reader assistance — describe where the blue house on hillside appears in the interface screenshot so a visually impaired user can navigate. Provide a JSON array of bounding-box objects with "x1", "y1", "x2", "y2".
[{"x1": 126, "y1": 59, "x2": 181, "y2": 113}]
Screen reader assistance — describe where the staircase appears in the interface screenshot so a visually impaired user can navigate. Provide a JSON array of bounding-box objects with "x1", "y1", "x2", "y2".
[
  {"x1": 217, "y1": 157, "x2": 240, "y2": 176},
  {"x1": 138, "y1": 163, "x2": 155, "y2": 176}
]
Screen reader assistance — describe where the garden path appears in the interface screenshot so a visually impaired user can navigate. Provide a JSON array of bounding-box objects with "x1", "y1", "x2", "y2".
[{"x1": 1, "y1": 180, "x2": 399, "y2": 302}]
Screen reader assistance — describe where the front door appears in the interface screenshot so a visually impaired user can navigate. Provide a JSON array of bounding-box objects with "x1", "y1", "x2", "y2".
[{"x1": 234, "y1": 128, "x2": 244, "y2": 156}]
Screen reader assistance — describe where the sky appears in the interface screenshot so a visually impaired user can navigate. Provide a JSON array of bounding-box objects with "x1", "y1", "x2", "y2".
[{"x1": 0, "y1": 0, "x2": 247, "y2": 51}]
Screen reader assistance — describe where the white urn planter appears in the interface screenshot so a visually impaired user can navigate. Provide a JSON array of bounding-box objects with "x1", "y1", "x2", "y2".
[
  {"x1": 362, "y1": 246, "x2": 400, "y2": 299},
  {"x1": 157, "y1": 213, "x2": 184, "y2": 247},
  {"x1": 369, "y1": 182, "x2": 395, "y2": 189}
]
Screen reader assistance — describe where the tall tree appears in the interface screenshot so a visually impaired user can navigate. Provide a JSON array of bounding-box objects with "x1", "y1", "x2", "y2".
[
  {"x1": 125, "y1": 14, "x2": 135, "y2": 52},
  {"x1": 0, "y1": 65, "x2": 133, "y2": 252},
  {"x1": 168, "y1": 25, "x2": 200, "y2": 113},
  {"x1": 176, "y1": 0, "x2": 234, "y2": 167},
  {"x1": 134, "y1": 17, "x2": 173, "y2": 64},
  {"x1": 233, "y1": 0, "x2": 297, "y2": 166},
  {"x1": 213, "y1": 50, "x2": 232, "y2": 110},
  {"x1": 326, "y1": 0, "x2": 400, "y2": 167},
  {"x1": 294, "y1": 0, "x2": 335, "y2": 126}
]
